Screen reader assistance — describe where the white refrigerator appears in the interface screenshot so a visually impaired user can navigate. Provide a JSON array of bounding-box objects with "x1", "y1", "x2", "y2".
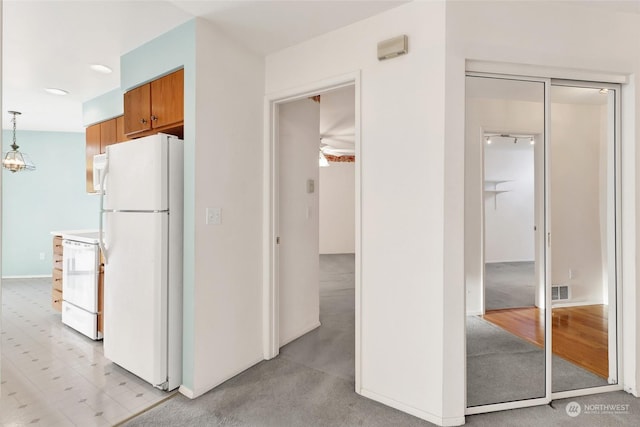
[{"x1": 99, "y1": 133, "x2": 183, "y2": 391}]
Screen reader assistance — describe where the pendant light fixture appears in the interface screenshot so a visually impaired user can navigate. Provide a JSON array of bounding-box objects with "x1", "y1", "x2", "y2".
[{"x1": 3, "y1": 111, "x2": 36, "y2": 173}]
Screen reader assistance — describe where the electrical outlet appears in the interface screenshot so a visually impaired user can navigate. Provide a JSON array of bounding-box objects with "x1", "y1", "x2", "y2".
[
  {"x1": 206, "y1": 207, "x2": 221, "y2": 225},
  {"x1": 39, "y1": 252, "x2": 45, "y2": 260}
]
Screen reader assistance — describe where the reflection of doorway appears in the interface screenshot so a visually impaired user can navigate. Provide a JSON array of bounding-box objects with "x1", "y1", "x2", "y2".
[{"x1": 483, "y1": 133, "x2": 537, "y2": 311}]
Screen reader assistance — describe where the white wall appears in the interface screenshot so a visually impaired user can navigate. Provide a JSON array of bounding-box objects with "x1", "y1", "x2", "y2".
[
  {"x1": 320, "y1": 163, "x2": 356, "y2": 254},
  {"x1": 267, "y1": 2, "x2": 453, "y2": 424},
  {"x1": 189, "y1": 19, "x2": 265, "y2": 397},
  {"x1": 278, "y1": 98, "x2": 320, "y2": 346},
  {"x1": 484, "y1": 139, "x2": 535, "y2": 263},
  {"x1": 551, "y1": 102, "x2": 606, "y2": 304},
  {"x1": 447, "y1": 0, "x2": 640, "y2": 407},
  {"x1": 319, "y1": 86, "x2": 356, "y2": 254}
]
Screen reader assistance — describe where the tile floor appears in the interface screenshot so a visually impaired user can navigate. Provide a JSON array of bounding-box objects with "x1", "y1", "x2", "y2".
[{"x1": 1, "y1": 277, "x2": 173, "y2": 426}]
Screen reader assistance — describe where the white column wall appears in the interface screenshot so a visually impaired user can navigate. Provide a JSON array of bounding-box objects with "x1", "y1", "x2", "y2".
[
  {"x1": 189, "y1": 19, "x2": 266, "y2": 397},
  {"x1": 266, "y1": 2, "x2": 453, "y2": 424}
]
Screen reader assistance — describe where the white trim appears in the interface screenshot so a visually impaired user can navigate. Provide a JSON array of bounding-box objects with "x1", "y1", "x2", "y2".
[
  {"x1": 467, "y1": 60, "x2": 628, "y2": 84},
  {"x1": 2, "y1": 275, "x2": 52, "y2": 279},
  {"x1": 278, "y1": 321, "x2": 321, "y2": 348},
  {"x1": 620, "y1": 78, "x2": 636, "y2": 396},
  {"x1": 484, "y1": 260, "x2": 535, "y2": 264},
  {"x1": 544, "y1": 76, "x2": 553, "y2": 403},
  {"x1": 551, "y1": 384, "x2": 623, "y2": 401},
  {"x1": 263, "y1": 71, "x2": 362, "y2": 394},
  {"x1": 178, "y1": 385, "x2": 196, "y2": 399},
  {"x1": 550, "y1": 300, "x2": 605, "y2": 308},
  {"x1": 466, "y1": 397, "x2": 550, "y2": 416},
  {"x1": 361, "y1": 388, "x2": 465, "y2": 427},
  {"x1": 180, "y1": 356, "x2": 264, "y2": 399}
]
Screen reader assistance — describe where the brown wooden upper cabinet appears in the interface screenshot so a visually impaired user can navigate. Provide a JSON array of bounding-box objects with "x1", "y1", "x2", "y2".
[
  {"x1": 123, "y1": 68, "x2": 184, "y2": 137},
  {"x1": 86, "y1": 115, "x2": 128, "y2": 193}
]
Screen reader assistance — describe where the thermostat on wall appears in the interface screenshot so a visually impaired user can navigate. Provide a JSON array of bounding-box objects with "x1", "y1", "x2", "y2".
[{"x1": 377, "y1": 35, "x2": 408, "y2": 61}]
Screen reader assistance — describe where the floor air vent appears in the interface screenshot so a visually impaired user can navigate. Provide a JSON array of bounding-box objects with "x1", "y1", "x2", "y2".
[{"x1": 551, "y1": 285, "x2": 570, "y2": 301}]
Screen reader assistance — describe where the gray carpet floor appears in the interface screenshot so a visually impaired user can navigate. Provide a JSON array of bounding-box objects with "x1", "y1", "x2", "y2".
[
  {"x1": 123, "y1": 255, "x2": 638, "y2": 427},
  {"x1": 485, "y1": 261, "x2": 536, "y2": 310},
  {"x1": 467, "y1": 316, "x2": 607, "y2": 407}
]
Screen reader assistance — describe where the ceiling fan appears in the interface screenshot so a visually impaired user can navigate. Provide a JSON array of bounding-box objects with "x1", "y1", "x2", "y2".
[{"x1": 320, "y1": 133, "x2": 355, "y2": 157}]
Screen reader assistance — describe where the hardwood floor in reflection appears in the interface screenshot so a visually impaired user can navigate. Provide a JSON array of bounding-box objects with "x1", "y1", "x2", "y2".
[{"x1": 482, "y1": 304, "x2": 609, "y2": 379}]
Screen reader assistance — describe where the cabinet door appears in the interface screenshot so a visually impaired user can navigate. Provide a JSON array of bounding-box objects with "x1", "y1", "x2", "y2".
[
  {"x1": 115, "y1": 115, "x2": 128, "y2": 142},
  {"x1": 86, "y1": 123, "x2": 101, "y2": 193},
  {"x1": 124, "y1": 84, "x2": 151, "y2": 135},
  {"x1": 150, "y1": 69, "x2": 184, "y2": 129},
  {"x1": 100, "y1": 118, "x2": 117, "y2": 153}
]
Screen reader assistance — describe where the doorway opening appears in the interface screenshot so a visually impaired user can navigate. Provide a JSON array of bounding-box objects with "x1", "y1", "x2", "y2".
[
  {"x1": 264, "y1": 74, "x2": 361, "y2": 391},
  {"x1": 465, "y1": 74, "x2": 622, "y2": 414}
]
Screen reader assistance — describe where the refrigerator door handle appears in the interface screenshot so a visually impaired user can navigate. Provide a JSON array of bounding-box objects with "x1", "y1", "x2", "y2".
[{"x1": 99, "y1": 160, "x2": 109, "y2": 264}]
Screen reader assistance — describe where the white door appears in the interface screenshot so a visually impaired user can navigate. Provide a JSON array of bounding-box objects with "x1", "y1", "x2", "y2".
[
  {"x1": 277, "y1": 98, "x2": 321, "y2": 346},
  {"x1": 104, "y1": 134, "x2": 168, "y2": 211},
  {"x1": 103, "y1": 211, "x2": 168, "y2": 387}
]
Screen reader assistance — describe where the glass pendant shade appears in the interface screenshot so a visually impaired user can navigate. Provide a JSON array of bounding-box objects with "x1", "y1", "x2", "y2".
[{"x1": 3, "y1": 149, "x2": 36, "y2": 172}]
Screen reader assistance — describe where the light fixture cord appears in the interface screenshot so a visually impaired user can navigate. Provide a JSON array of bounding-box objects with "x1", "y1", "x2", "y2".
[{"x1": 11, "y1": 112, "x2": 19, "y2": 151}]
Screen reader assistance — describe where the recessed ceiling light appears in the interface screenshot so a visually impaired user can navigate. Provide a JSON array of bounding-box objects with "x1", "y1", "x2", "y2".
[
  {"x1": 90, "y1": 64, "x2": 113, "y2": 74},
  {"x1": 45, "y1": 88, "x2": 69, "y2": 96},
  {"x1": 599, "y1": 88, "x2": 609, "y2": 94}
]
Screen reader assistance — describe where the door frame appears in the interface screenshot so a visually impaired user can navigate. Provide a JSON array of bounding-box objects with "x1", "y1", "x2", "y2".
[
  {"x1": 465, "y1": 73, "x2": 624, "y2": 415},
  {"x1": 262, "y1": 71, "x2": 362, "y2": 392}
]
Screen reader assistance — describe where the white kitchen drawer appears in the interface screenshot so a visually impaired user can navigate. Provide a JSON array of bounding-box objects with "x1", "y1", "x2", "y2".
[{"x1": 62, "y1": 301, "x2": 102, "y2": 340}]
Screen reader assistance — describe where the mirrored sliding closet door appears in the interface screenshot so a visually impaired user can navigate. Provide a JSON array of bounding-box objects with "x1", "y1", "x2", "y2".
[
  {"x1": 465, "y1": 74, "x2": 621, "y2": 413},
  {"x1": 465, "y1": 75, "x2": 546, "y2": 408}
]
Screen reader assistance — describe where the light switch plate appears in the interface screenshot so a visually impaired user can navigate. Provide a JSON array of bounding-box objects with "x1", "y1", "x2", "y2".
[{"x1": 206, "y1": 207, "x2": 221, "y2": 225}]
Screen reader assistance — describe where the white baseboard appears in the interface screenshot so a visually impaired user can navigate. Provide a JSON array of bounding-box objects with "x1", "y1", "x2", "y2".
[
  {"x1": 552, "y1": 300, "x2": 604, "y2": 308},
  {"x1": 360, "y1": 388, "x2": 465, "y2": 426},
  {"x1": 2, "y1": 275, "x2": 52, "y2": 279},
  {"x1": 279, "y1": 321, "x2": 321, "y2": 347},
  {"x1": 466, "y1": 310, "x2": 483, "y2": 316},
  {"x1": 182, "y1": 356, "x2": 264, "y2": 399},
  {"x1": 485, "y1": 260, "x2": 534, "y2": 264},
  {"x1": 178, "y1": 385, "x2": 196, "y2": 399}
]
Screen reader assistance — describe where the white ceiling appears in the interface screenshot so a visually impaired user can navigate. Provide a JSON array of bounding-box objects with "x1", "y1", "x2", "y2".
[{"x1": 2, "y1": 0, "x2": 407, "y2": 133}]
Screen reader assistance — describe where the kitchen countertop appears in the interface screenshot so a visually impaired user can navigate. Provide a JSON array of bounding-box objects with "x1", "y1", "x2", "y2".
[{"x1": 51, "y1": 229, "x2": 101, "y2": 244}]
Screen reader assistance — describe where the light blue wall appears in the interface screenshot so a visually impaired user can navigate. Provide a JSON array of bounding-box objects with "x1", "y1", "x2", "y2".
[
  {"x1": 121, "y1": 20, "x2": 195, "y2": 91},
  {"x1": 118, "y1": 19, "x2": 197, "y2": 390},
  {"x1": 83, "y1": 88, "x2": 124, "y2": 126},
  {"x1": 2, "y1": 130, "x2": 99, "y2": 277}
]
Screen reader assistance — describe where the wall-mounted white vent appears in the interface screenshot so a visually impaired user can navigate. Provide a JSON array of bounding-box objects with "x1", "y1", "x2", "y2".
[{"x1": 551, "y1": 285, "x2": 570, "y2": 301}]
